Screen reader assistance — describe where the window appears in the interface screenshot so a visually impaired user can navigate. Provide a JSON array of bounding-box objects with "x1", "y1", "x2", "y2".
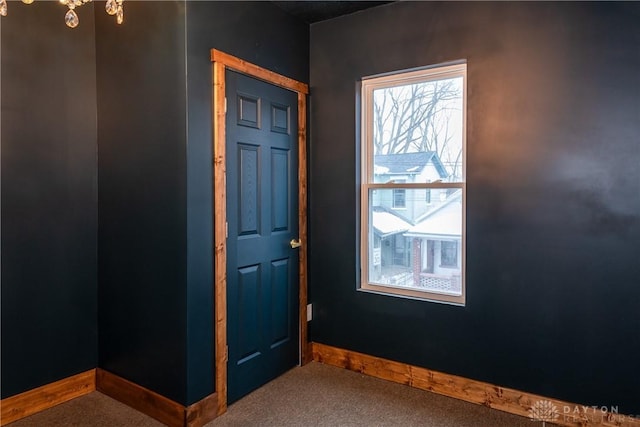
[
  {"x1": 392, "y1": 180, "x2": 406, "y2": 209},
  {"x1": 360, "y1": 62, "x2": 466, "y2": 305},
  {"x1": 392, "y1": 189, "x2": 406, "y2": 208},
  {"x1": 440, "y1": 241, "x2": 458, "y2": 268}
]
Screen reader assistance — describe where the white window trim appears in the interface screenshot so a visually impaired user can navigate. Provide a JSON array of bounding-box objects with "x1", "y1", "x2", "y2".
[{"x1": 359, "y1": 62, "x2": 467, "y2": 305}]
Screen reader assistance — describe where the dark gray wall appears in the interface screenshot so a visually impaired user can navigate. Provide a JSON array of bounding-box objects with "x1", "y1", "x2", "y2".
[
  {"x1": 309, "y1": 1, "x2": 640, "y2": 414},
  {"x1": 185, "y1": 0, "x2": 308, "y2": 404},
  {"x1": 1, "y1": 2, "x2": 98, "y2": 398},
  {"x1": 96, "y1": 1, "x2": 189, "y2": 404}
]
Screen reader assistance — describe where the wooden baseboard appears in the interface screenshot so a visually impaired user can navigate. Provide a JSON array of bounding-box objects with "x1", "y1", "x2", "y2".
[
  {"x1": 312, "y1": 342, "x2": 640, "y2": 427},
  {"x1": 96, "y1": 369, "x2": 184, "y2": 427},
  {"x1": 0, "y1": 369, "x2": 96, "y2": 426},
  {"x1": 96, "y1": 369, "x2": 218, "y2": 427}
]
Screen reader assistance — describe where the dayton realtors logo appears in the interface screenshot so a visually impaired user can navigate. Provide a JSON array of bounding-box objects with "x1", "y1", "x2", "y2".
[
  {"x1": 529, "y1": 400, "x2": 560, "y2": 425},
  {"x1": 529, "y1": 400, "x2": 639, "y2": 425}
]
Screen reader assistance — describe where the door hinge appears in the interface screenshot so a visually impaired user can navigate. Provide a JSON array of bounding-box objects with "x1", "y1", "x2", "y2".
[
  {"x1": 225, "y1": 221, "x2": 228, "y2": 239},
  {"x1": 224, "y1": 97, "x2": 227, "y2": 114},
  {"x1": 225, "y1": 345, "x2": 229, "y2": 362}
]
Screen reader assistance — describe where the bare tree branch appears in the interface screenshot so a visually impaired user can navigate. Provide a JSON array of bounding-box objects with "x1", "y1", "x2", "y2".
[{"x1": 373, "y1": 78, "x2": 463, "y2": 179}]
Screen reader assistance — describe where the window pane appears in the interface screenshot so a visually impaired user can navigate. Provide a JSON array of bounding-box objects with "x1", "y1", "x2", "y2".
[
  {"x1": 368, "y1": 188, "x2": 462, "y2": 296},
  {"x1": 392, "y1": 189, "x2": 406, "y2": 208},
  {"x1": 440, "y1": 241, "x2": 458, "y2": 267},
  {"x1": 372, "y1": 77, "x2": 464, "y2": 184}
]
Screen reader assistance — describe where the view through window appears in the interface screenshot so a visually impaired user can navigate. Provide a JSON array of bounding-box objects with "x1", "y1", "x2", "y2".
[{"x1": 360, "y1": 63, "x2": 466, "y2": 304}]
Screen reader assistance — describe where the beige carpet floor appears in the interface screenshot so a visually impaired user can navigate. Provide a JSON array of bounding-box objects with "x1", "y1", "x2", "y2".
[{"x1": 9, "y1": 362, "x2": 539, "y2": 426}]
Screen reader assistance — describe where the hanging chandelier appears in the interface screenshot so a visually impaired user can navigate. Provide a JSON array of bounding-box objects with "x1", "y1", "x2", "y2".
[{"x1": 0, "y1": 0, "x2": 125, "y2": 28}]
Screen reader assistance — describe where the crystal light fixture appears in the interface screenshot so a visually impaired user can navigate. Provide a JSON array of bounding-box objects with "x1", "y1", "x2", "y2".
[{"x1": 0, "y1": 0, "x2": 124, "y2": 28}]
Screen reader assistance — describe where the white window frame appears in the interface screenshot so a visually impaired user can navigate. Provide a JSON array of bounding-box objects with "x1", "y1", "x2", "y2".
[{"x1": 359, "y1": 62, "x2": 467, "y2": 305}]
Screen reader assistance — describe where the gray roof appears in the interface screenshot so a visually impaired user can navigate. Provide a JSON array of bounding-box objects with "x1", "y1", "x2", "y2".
[{"x1": 374, "y1": 152, "x2": 448, "y2": 178}]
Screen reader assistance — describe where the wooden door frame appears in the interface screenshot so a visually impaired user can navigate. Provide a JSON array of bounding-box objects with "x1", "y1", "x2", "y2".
[{"x1": 210, "y1": 49, "x2": 310, "y2": 414}]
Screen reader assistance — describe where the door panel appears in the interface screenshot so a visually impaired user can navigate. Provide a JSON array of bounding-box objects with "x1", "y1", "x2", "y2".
[
  {"x1": 238, "y1": 143, "x2": 260, "y2": 236},
  {"x1": 236, "y1": 264, "x2": 261, "y2": 364},
  {"x1": 271, "y1": 149, "x2": 289, "y2": 232},
  {"x1": 226, "y1": 70, "x2": 299, "y2": 403},
  {"x1": 270, "y1": 258, "x2": 291, "y2": 348}
]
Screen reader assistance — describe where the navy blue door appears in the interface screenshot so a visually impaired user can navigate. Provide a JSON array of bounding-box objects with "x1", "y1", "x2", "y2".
[{"x1": 226, "y1": 70, "x2": 299, "y2": 403}]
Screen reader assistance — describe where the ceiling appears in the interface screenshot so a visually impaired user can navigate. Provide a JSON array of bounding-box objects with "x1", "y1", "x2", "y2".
[{"x1": 273, "y1": 1, "x2": 392, "y2": 24}]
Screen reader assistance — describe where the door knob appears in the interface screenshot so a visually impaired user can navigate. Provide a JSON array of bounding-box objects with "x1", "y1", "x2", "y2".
[{"x1": 290, "y1": 239, "x2": 302, "y2": 249}]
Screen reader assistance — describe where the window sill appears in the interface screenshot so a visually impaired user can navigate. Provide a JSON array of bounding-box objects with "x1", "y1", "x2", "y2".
[{"x1": 359, "y1": 282, "x2": 465, "y2": 306}]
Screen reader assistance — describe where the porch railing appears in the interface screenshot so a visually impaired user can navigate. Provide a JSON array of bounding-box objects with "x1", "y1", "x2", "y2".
[{"x1": 418, "y1": 273, "x2": 461, "y2": 293}]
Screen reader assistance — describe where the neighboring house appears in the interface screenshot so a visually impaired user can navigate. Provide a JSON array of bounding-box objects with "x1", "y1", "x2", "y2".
[
  {"x1": 373, "y1": 151, "x2": 448, "y2": 222},
  {"x1": 370, "y1": 206, "x2": 413, "y2": 280},
  {"x1": 404, "y1": 190, "x2": 463, "y2": 295},
  {"x1": 370, "y1": 152, "x2": 450, "y2": 285}
]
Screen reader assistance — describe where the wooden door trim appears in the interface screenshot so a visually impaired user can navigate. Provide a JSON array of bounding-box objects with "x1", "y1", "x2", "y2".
[{"x1": 211, "y1": 49, "x2": 309, "y2": 414}]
